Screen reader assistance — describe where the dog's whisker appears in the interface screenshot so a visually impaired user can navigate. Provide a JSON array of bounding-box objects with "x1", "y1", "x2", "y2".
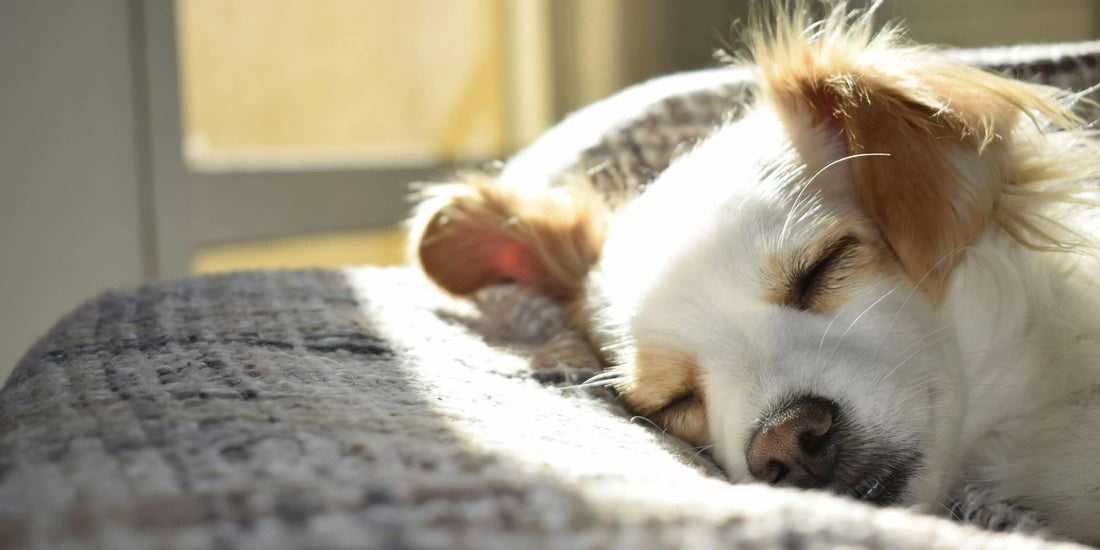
[
  {"x1": 878, "y1": 324, "x2": 956, "y2": 383},
  {"x1": 819, "y1": 310, "x2": 845, "y2": 355},
  {"x1": 870, "y1": 242, "x2": 971, "y2": 366},
  {"x1": 683, "y1": 444, "x2": 716, "y2": 464},
  {"x1": 629, "y1": 415, "x2": 675, "y2": 438},
  {"x1": 892, "y1": 377, "x2": 945, "y2": 406},
  {"x1": 779, "y1": 153, "x2": 892, "y2": 243},
  {"x1": 875, "y1": 321, "x2": 954, "y2": 382},
  {"x1": 583, "y1": 370, "x2": 625, "y2": 383},
  {"x1": 828, "y1": 288, "x2": 896, "y2": 361},
  {"x1": 879, "y1": 333, "x2": 954, "y2": 388},
  {"x1": 555, "y1": 371, "x2": 629, "y2": 391},
  {"x1": 935, "y1": 498, "x2": 957, "y2": 517},
  {"x1": 898, "y1": 405, "x2": 944, "y2": 416}
]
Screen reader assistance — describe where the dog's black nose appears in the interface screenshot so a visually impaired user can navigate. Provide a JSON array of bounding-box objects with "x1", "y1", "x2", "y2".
[{"x1": 746, "y1": 396, "x2": 838, "y2": 487}]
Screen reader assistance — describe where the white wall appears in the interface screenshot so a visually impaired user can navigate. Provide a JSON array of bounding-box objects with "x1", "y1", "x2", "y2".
[{"x1": 0, "y1": 1, "x2": 149, "y2": 381}]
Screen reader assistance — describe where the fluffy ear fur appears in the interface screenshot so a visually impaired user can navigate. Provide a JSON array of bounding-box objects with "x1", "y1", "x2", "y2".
[
  {"x1": 410, "y1": 174, "x2": 608, "y2": 302},
  {"x1": 747, "y1": 3, "x2": 1078, "y2": 297}
]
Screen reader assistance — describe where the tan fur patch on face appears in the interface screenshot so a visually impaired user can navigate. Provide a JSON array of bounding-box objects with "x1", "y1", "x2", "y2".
[
  {"x1": 762, "y1": 223, "x2": 884, "y2": 313},
  {"x1": 617, "y1": 347, "x2": 708, "y2": 446}
]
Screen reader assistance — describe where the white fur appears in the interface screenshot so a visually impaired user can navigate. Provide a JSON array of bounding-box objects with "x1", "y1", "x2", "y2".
[{"x1": 585, "y1": 95, "x2": 1100, "y2": 543}]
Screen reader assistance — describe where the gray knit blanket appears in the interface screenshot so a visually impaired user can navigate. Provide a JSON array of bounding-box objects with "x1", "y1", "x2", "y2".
[
  {"x1": 5, "y1": 42, "x2": 1100, "y2": 549},
  {"x1": 0, "y1": 268, "x2": 1088, "y2": 549}
]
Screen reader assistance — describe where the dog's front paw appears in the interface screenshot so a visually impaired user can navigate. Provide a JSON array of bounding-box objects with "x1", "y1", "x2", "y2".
[{"x1": 948, "y1": 483, "x2": 1048, "y2": 536}]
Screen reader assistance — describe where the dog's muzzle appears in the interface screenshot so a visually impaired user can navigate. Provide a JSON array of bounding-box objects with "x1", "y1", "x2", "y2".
[{"x1": 746, "y1": 395, "x2": 918, "y2": 505}]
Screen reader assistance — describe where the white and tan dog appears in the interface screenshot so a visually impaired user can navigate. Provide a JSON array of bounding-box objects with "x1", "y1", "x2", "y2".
[{"x1": 412, "y1": 3, "x2": 1100, "y2": 542}]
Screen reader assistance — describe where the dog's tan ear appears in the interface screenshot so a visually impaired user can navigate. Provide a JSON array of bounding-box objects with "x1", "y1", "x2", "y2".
[
  {"x1": 804, "y1": 73, "x2": 1015, "y2": 298},
  {"x1": 411, "y1": 174, "x2": 607, "y2": 302},
  {"x1": 751, "y1": 7, "x2": 1075, "y2": 298}
]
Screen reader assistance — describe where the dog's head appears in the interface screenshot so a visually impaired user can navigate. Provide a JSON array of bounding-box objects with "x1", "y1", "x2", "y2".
[{"x1": 411, "y1": 4, "x2": 1078, "y2": 508}]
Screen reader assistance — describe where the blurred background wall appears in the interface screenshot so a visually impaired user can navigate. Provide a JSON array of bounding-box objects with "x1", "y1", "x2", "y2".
[
  {"x1": 2, "y1": 2, "x2": 152, "y2": 380},
  {"x1": 2, "y1": 0, "x2": 1099, "y2": 382}
]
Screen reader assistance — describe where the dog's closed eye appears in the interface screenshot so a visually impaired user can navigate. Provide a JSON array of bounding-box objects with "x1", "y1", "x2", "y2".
[
  {"x1": 617, "y1": 349, "x2": 709, "y2": 445},
  {"x1": 646, "y1": 391, "x2": 707, "y2": 445},
  {"x1": 781, "y1": 235, "x2": 864, "y2": 312}
]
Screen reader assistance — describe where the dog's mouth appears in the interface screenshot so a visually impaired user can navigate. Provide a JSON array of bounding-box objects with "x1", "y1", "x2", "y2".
[
  {"x1": 844, "y1": 465, "x2": 912, "y2": 505},
  {"x1": 832, "y1": 449, "x2": 921, "y2": 506},
  {"x1": 742, "y1": 396, "x2": 924, "y2": 507}
]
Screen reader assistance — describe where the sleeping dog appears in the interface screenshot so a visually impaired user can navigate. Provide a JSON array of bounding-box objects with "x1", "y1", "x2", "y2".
[{"x1": 411, "y1": 2, "x2": 1100, "y2": 542}]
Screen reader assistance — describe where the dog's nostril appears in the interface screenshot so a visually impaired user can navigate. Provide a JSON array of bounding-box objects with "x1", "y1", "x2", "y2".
[
  {"x1": 798, "y1": 427, "x2": 830, "y2": 456},
  {"x1": 746, "y1": 396, "x2": 839, "y2": 488},
  {"x1": 762, "y1": 459, "x2": 790, "y2": 484}
]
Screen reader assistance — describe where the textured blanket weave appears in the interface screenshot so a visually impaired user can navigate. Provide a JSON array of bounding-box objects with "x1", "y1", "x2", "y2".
[{"x1": 0, "y1": 268, "x2": 1088, "y2": 549}]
